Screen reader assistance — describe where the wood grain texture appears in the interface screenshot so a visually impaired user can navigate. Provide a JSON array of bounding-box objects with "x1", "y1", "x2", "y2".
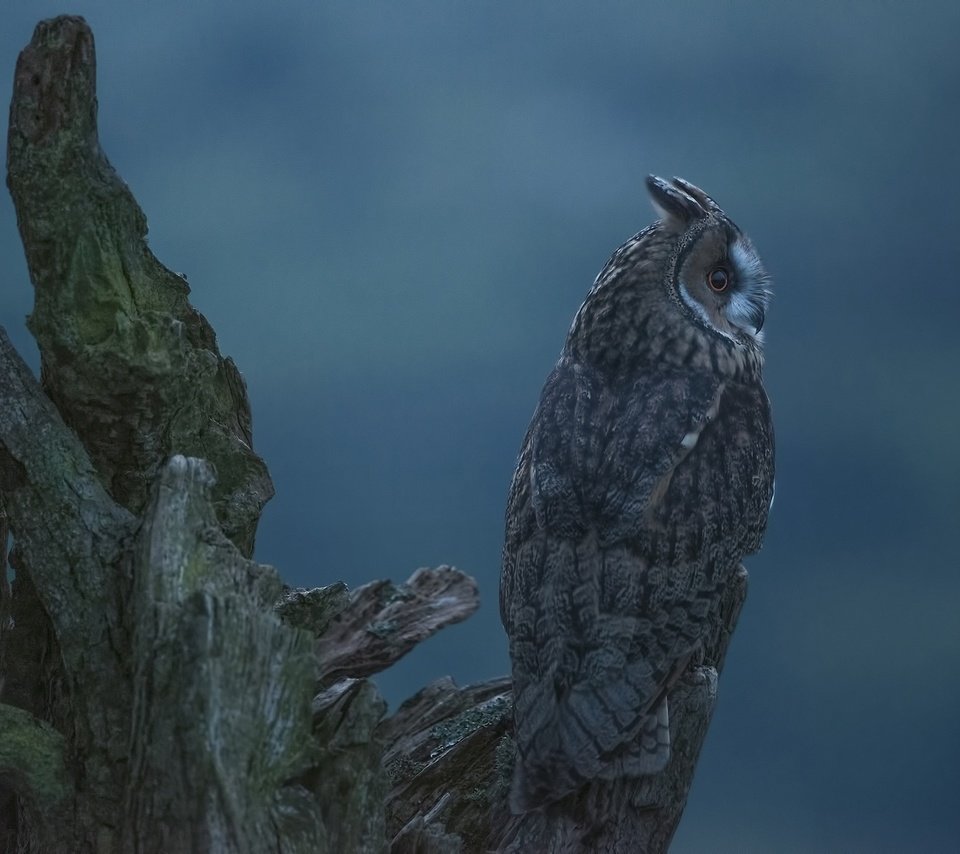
[{"x1": 6, "y1": 15, "x2": 272, "y2": 557}]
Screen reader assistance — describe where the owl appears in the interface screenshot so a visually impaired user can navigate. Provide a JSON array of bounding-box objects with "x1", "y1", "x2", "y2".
[{"x1": 500, "y1": 176, "x2": 774, "y2": 812}]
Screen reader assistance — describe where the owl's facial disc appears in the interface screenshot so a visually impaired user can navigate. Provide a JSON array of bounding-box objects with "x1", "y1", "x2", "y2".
[
  {"x1": 675, "y1": 225, "x2": 770, "y2": 344},
  {"x1": 645, "y1": 176, "x2": 770, "y2": 345},
  {"x1": 724, "y1": 237, "x2": 770, "y2": 336}
]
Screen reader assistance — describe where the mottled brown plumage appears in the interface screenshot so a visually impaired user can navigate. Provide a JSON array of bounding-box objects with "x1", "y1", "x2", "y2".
[{"x1": 501, "y1": 176, "x2": 775, "y2": 812}]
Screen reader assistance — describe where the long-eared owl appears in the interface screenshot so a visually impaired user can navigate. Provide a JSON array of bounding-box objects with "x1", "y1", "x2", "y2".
[{"x1": 500, "y1": 176, "x2": 775, "y2": 812}]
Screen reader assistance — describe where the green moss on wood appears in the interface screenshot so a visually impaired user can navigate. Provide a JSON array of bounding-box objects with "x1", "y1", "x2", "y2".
[
  {"x1": 0, "y1": 702, "x2": 70, "y2": 808},
  {"x1": 7, "y1": 15, "x2": 273, "y2": 556}
]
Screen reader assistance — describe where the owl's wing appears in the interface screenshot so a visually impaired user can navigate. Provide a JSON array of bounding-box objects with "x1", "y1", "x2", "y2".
[
  {"x1": 500, "y1": 354, "x2": 722, "y2": 623},
  {"x1": 525, "y1": 354, "x2": 722, "y2": 540},
  {"x1": 501, "y1": 355, "x2": 725, "y2": 810}
]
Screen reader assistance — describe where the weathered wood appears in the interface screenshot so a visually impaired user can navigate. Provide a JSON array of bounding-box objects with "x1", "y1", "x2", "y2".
[
  {"x1": 313, "y1": 567, "x2": 480, "y2": 686},
  {"x1": 0, "y1": 703, "x2": 70, "y2": 838},
  {"x1": 6, "y1": 15, "x2": 272, "y2": 557},
  {"x1": 311, "y1": 678, "x2": 389, "y2": 854},
  {"x1": 0, "y1": 329, "x2": 132, "y2": 659},
  {"x1": 278, "y1": 567, "x2": 479, "y2": 688},
  {"x1": 0, "y1": 320, "x2": 476, "y2": 851},
  {"x1": 0, "y1": 325, "x2": 134, "y2": 845},
  {"x1": 123, "y1": 455, "x2": 321, "y2": 853},
  {"x1": 0, "y1": 16, "x2": 323, "y2": 851},
  {"x1": 383, "y1": 677, "x2": 513, "y2": 852}
]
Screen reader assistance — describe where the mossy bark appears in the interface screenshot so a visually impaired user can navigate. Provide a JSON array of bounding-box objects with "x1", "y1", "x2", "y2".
[
  {"x1": 0, "y1": 17, "x2": 409, "y2": 853},
  {"x1": 6, "y1": 16, "x2": 271, "y2": 558}
]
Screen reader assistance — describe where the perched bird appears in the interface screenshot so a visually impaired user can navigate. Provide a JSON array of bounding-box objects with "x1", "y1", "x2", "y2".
[{"x1": 500, "y1": 176, "x2": 775, "y2": 812}]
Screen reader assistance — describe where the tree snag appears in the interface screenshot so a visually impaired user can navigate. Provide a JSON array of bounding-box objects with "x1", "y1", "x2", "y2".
[{"x1": 0, "y1": 16, "x2": 748, "y2": 853}]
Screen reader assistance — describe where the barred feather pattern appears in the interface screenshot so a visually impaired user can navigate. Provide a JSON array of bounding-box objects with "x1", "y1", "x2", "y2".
[
  {"x1": 501, "y1": 177, "x2": 775, "y2": 812},
  {"x1": 501, "y1": 354, "x2": 773, "y2": 812}
]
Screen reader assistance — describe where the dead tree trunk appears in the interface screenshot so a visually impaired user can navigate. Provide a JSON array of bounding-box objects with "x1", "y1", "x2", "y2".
[{"x1": 0, "y1": 16, "x2": 747, "y2": 853}]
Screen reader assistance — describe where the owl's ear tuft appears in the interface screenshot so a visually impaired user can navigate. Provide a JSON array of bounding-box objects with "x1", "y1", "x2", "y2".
[
  {"x1": 670, "y1": 177, "x2": 723, "y2": 215},
  {"x1": 646, "y1": 175, "x2": 706, "y2": 230}
]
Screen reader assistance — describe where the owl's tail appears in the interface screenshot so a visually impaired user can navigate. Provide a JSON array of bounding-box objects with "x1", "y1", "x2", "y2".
[{"x1": 509, "y1": 680, "x2": 671, "y2": 813}]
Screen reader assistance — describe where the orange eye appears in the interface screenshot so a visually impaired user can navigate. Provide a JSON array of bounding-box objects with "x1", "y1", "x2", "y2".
[{"x1": 707, "y1": 267, "x2": 730, "y2": 292}]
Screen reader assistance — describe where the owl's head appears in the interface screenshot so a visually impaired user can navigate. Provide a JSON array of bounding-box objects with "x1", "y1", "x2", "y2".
[
  {"x1": 645, "y1": 175, "x2": 770, "y2": 345},
  {"x1": 568, "y1": 176, "x2": 770, "y2": 379}
]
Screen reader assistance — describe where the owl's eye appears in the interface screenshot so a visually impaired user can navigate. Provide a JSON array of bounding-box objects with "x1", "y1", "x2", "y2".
[{"x1": 707, "y1": 267, "x2": 730, "y2": 292}]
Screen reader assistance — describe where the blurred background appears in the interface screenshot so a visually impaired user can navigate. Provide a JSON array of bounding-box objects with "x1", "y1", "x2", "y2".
[{"x1": 2, "y1": 2, "x2": 958, "y2": 851}]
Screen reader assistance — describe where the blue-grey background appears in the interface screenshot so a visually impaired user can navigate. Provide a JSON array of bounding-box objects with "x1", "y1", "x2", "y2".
[{"x1": 2, "y1": 3, "x2": 958, "y2": 851}]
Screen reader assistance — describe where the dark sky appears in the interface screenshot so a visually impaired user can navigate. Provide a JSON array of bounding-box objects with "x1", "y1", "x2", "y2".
[{"x1": 2, "y1": 3, "x2": 959, "y2": 851}]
